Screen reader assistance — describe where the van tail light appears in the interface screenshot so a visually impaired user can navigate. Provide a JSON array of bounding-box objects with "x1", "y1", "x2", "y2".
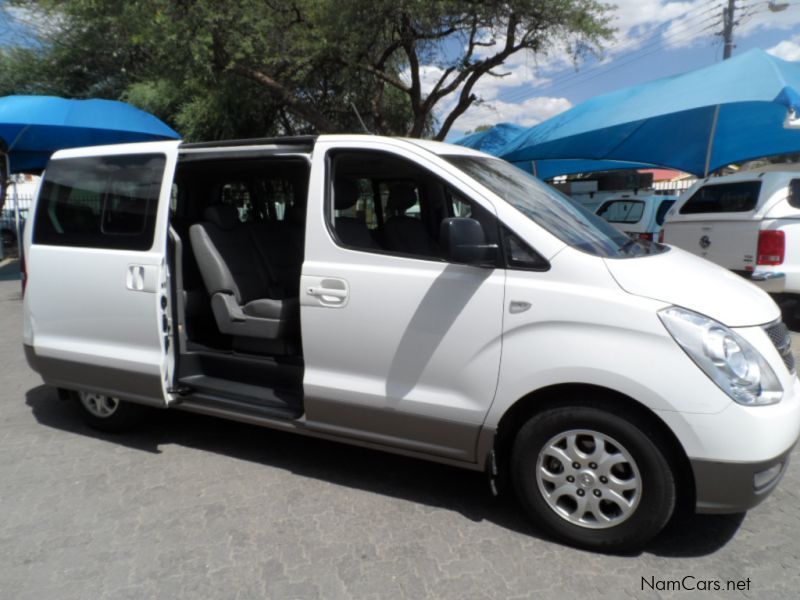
[
  {"x1": 658, "y1": 229, "x2": 665, "y2": 244},
  {"x1": 757, "y1": 230, "x2": 785, "y2": 266},
  {"x1": 637, "y1": 232, "x2": 653, "y2": 242}
]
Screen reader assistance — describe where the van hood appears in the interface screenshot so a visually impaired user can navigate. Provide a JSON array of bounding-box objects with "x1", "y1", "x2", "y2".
[{"x1": 604, "y1": 247, "x2": 780, "y2": 327}]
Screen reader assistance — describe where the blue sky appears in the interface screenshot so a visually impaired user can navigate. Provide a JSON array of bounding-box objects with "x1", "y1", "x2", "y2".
[{"x1": 442, "y1": 0, "x2": 800, "y2": 139}]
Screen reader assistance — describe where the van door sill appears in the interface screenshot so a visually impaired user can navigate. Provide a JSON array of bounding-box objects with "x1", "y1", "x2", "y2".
[{"x1": 177, "y1": 374, "x2": 303, "y2": 420}]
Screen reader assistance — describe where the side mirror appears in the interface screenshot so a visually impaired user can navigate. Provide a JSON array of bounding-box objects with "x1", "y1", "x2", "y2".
[{"x1": 440, "y1": 217, "x2": 498, "y2": 266}]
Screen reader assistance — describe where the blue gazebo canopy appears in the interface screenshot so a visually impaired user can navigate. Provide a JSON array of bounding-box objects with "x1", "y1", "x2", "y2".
[
  {"x1": 455, "y1": 123, "x2": 654, "y2": 179},
  {"x1": 491, "y1": 49, "x2": 800, "y2": 177},
  {"x1": 0, "y1": 95, "x2": 180, "y2": 174}
]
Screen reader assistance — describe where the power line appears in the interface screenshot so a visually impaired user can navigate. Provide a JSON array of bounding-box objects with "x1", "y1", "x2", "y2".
[
  {"x1": 497, "y1": 10, "x2": 722, "y2": 104},
  {"x1": 496, "y1": 9, "x2": 722, "y2": 103}
]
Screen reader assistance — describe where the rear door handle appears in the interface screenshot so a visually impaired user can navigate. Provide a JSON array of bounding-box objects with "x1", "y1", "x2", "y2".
[{"x1": 126, "y1": 264, "x2": 158, "y2": 293}]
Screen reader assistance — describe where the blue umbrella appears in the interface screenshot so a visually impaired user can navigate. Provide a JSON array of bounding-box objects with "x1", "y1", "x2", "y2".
[
  {"x1": 454, "y1": 122, "x2": 656, "y2": 178},
  {"x1": 0, "y1": 95, "x2": 180, "y2": 173},
  {"x1": 497, "y1": 49, "x2": 800, "y2": 177}
]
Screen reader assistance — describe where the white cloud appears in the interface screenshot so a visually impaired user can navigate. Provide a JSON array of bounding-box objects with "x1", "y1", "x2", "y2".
[
  {"x1": 738, "y1": 3, "x2": 800, "y2": 36},
  {"x1": 453, "y1": 96, "x2": 573, "y2": 132},
  {"x1": 768, "y1": 35, "x2": 800, "y2": 61}
]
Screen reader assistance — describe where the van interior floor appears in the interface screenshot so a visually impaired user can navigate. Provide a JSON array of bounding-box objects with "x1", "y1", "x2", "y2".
[{"x1": 176, "y1": 350, "x2": 304, "y2": 420}]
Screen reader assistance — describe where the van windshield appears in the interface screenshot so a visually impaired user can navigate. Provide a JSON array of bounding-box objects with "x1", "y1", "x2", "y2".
[{"x1": 444, "y1": 155, "x2": 666, "y2": 258}]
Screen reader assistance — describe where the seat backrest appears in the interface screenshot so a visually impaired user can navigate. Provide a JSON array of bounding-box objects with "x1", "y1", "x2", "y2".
[
  {"x1": 247, "y1": 220, "x2": 304, "y2": 296},
  {"x1": 334, "y1": 179, "x2": 378, "y2": 249},
  {"x1": 382, "y1": 183, "x2": 439, "y2": 257},
  {"x1": 189, "y1": 204, "x2": 271, "y2": 304}
]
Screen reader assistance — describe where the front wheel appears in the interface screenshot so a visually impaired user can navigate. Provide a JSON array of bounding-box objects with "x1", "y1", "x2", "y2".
[
  {"x1": 70, "y1": 389, "x2": 147, "y2": 433},
  {"x1": 511, "y1": 406, "x2": 676, "y2": 552}
]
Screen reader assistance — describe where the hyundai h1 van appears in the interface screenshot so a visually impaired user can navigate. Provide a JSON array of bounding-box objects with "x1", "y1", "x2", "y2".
[{"x1": 22, "y1": 136, "x2": 800, "y2": 551}]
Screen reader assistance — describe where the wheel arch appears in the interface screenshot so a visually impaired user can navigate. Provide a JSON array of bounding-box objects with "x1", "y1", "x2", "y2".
[{"x1": 492, "y1": 383, "x2": 695, "y2": 514}]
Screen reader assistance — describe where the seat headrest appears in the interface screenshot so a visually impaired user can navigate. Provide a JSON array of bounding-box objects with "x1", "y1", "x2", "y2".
[
  {"x1": 334, "y1": 179, "x2": 359, "y2": 211},
  {"x1": 203, "y1": 204, "x2": 239, "y2": 230},
  {"x1": 387, "y1": 184, "x2": 418, "y2": 213}
]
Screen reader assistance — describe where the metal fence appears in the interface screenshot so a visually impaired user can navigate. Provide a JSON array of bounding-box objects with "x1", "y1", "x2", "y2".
[{"x1": 0, "y1": 193, "x2": 34, "y2": 261}]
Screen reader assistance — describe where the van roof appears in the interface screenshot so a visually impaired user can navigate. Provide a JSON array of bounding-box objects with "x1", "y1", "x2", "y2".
[{"x1": 49, "y1": 134, "x2": 491, "y2": 163}]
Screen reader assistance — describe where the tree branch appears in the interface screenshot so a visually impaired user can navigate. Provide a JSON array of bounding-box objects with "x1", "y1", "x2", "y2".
[
  {"x1": 349, "y1": 62, "x2": 410, "y2": 93},
  {"x1": 231, "y1": 64, "x2": 334, "y2": 132},
  {"x1": 434, "y1": 15, "x2": 522, "y2": 140}
]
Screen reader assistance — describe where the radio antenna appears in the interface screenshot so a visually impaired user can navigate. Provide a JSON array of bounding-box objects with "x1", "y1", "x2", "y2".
[{"x1": 350, "y1": 102, "x2": 373, "y2": 134}]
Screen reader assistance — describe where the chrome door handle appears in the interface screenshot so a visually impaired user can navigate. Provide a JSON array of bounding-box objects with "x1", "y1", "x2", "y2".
[
  {"x1": 307, "y1": 286, "x2": 347, "y2": 299},
  {"x1": 303, "y1": 277, "x2": 349, "y2": 307}
]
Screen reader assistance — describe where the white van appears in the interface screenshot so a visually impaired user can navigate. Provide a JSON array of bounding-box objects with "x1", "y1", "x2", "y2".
[
  {"x1": 22, "y1": 136, "x2": 800, "y2": 551},
  {"x1": 595, "y1": 194, "x2": 677, "y2": 242},
  {"x1": 662, "y1": 170, "x2": 800, "y2": 308}
]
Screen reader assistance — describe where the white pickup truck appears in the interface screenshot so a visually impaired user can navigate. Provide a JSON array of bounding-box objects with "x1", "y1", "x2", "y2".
[{"x1": 662, "y1": 169, "x2": 800, "y2": 319}]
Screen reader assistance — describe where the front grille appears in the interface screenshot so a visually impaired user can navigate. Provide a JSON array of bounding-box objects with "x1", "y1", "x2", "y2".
[{"x1": 764, "y1": 320, "x2": 796, "y2": 374}]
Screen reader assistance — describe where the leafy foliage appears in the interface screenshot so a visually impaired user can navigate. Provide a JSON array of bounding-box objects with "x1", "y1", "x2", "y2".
[{"x1": 2, "y1": 0, "x2": 612, "y2": 140}]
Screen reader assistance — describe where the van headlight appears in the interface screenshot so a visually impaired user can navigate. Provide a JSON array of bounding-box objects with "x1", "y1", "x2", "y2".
[{"x1": 659, "y1": 306, "x2": 782, "y2": 406}]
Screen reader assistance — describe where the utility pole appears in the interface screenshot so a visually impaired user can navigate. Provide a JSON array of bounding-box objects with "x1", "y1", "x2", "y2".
[{"x1": 722, "y1": 0, "x2": 736, "y2": 60}]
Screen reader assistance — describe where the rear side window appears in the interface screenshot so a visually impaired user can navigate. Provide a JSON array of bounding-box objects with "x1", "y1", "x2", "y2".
[
  {"x1": 597, "y1": 200, "x2": 644, "y2": 224},
  {"x1": 33, "y1": 154, "x2": 166, "y2": 250},
  {"x1": 655, "y1": 199, "x2": 676, "y2": 226},
  {"x1": 679, "y1": 181, "x2": 761, "y2": 214}
]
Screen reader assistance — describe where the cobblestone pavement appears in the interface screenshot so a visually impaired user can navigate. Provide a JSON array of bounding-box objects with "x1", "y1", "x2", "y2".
[{"x1": 2, "y1": 275, "x2": 800, "y2": 599}]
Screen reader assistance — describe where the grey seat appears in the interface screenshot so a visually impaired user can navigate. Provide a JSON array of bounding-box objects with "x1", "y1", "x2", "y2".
[
  {"x1": 247, "y1": 212, "x2": 304, "y2": 297},
  {"x1": 334, "y1": 179, "x2": 379, "y2": 249},
  {"x1": 382, "y1": 183, "x2": 439, "y2": 257},
  {"x1": 189, "y1": 204, "x2": 298, "y2": 342}
]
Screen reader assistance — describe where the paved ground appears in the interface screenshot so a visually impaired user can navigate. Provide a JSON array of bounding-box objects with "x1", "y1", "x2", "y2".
[{"x1": 2, "y1": 270, "x2": 800, "y2": 599}]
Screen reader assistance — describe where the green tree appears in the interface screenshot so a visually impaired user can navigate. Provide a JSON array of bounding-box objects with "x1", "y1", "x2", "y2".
[{"x1": 3, "y1": 0, "x2": 612, "y2": 140}]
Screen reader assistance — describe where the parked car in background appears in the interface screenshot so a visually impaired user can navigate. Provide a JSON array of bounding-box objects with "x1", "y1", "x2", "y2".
[
  {"x1": 595, "y1": 194, "x2": 677, "y2": 241},
  {"x1": 662, "y1": 169, "x2": 800, "y2": 319}
]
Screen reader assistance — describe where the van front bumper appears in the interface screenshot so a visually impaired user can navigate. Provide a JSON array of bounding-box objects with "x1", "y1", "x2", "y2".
[{"x1": 692, "y1": 444, "x2": 794, "y2": 513}]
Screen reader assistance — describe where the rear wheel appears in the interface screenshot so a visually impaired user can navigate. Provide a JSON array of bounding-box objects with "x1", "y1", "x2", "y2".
[
  {"x1": 71, "y1": 389, "x2": 147, "y2": 432},
  {"x1": 511, "y1": 406, "x2": 676, "y2": 551}
]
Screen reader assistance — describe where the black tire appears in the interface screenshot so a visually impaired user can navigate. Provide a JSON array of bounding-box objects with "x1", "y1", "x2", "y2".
[
  {"x1": 511, "y1": 406, "x2": 676, "y2": 552},
  {"x1": 67, "y1": 389, "x2": 148, "y2": 433}
]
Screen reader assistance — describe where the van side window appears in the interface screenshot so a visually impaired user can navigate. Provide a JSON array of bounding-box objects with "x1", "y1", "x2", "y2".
[
  {"x1": 788, "y1": 179, "x2": 800, "y2": 209},
  {"x1": 33, "y1": 154, "x2": 166, "y2": 250},
  {"x1": 679, "y1": 181, "x2": 761, "y2": 214},
  {"x1": 329, "y1": 151, "x2": 499, "y2": 263}
]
